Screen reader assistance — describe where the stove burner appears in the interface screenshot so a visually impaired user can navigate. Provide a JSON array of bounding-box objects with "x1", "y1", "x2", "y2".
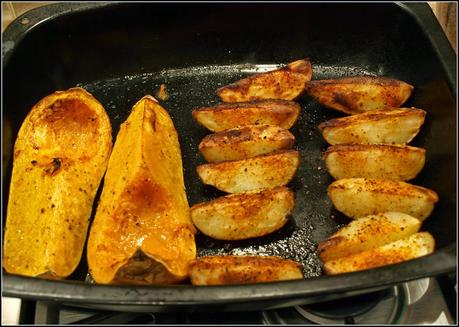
[
  {"x1": 19, "y1": 278, "x2": 453, "y2": 325},
  {"x1": 262, "y1": 285, "x2": 407, "y2": 325},
  {"x1": 300, "y1": 288, "x2": 387, "y2": 321}
]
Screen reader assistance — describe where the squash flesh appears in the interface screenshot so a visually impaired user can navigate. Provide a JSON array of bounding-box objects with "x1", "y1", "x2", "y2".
[
  {"x1": 3, "y1": 88, "x2": 112, "y2": 278},
  {"x1": 87, "y1": 96, "x2": 196, "y2": 284}
]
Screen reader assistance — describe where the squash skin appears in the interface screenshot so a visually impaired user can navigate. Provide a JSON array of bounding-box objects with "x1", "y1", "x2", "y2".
[
  {"x1": 3, "y1": 87, "x2": 112, "y2": 279},
  {"x1": 87, "y1": 96, "x2": 196, "y2": 285}
]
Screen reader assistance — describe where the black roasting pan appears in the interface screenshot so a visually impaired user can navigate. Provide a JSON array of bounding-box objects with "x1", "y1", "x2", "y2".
[{"x1": 2, "y1": 2, "x2": 456, "y2": 312}]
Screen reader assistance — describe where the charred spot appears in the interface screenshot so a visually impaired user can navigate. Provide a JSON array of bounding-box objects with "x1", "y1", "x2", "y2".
[
  {"x1": 31, "y1": 160, "x2": 37, "y2": 165},
  {"x1": 44, "y1": 158, "x2": 62, "y2": 176},
  {"x1": 40, "y1": 208, "x2": 45, "y2": 213},
  {"x1": 223, "y1": 129, "x2": 243, "y2": 138}
]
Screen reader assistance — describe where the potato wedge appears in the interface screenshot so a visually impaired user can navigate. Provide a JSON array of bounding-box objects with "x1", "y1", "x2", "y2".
[
  {"x1": 324, "y1": 144, "x2": 426, "y2": 181},
  {"x1": 323, "y1": 232, "x2": 435, "y2": 275},
  {"x1": 319, "y1": 108, "x2": 426, "y2": 145},
  {"x1": 318, "y1": 212, "x2": 421, "y2": 262},
  {"x1": 191, "y1": 187, "x2": 294, "y2": 240},
  {"x1": 217, "y1": 59, "x2": 312, "y2": 102},
  {"x1": 192, "y1": 100, "x2": 301, "y2": 132},
  {"x1": 197, "y1": 150, "x2": 300, "y2": 193},
  {"x1": 189, "y1": 255, "x2": 303, "y2": 285},
  {"x1": 199, "y1": 125, "x2": 295, "y2": 163},
  {"x1": 305, "y1": 76, "x2": 413, "y2": 115},
  {"x1": 328, "y1": 178, "x2": 439, "y2": 221}
]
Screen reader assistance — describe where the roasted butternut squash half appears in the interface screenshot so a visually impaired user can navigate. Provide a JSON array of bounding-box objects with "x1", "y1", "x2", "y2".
[
  {"x1": 3, "y1": 87, "x2": 112, "y2": 279},
  {"x1": 217, "y1": 59, "x2": 312, "y2": 102},
  {"x1": 305, "y1": 76, "x2": 413, "y2": 115},
  {"x1": 87, "y1": 96, "x2": 196, "y2": 285}
]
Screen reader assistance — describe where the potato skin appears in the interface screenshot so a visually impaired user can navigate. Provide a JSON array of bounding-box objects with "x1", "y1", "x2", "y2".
[
  {"x1": 196, "y1": 150, "x2": 300, "y2": 193},
  {"x1": 191, "y1": 187, "x2": 294, "y2": 240},
  {"x1": 305, "y1": 76, "x2": 413, "y2": 114},
  {"x1": 323, "y1": 232, "x2": 435, "y2": 275},
  {"x1": 319, "y1": 108, "x2": 426, "y2": 145},
  {"x1": 3, "y1": 87, "x2": 112, "y2": 278},
  {"x1": 217, "y1": 59, "x2": 312, "y2": 102},
  {"x1": 199, "y1": 125, "x2": 295, "y2": 163},
  {"x1": 189, "y1": 255, "x2": 303, "y2": 285},
  {"x1": 87, "y1": 96, "x2": 196, "y2": 285},
  {"x1": 192, "y1": 100, "x2": 301, "y2": 132},
  {"x1": 318, "y1": 212, "x2": 421, "y2": 262},
  {"x1": 328, "y1": 178, "x2": 439, "y2": 221},
  {"x1": 324, "y1": 144, "x2": 426, "y2": 181}
]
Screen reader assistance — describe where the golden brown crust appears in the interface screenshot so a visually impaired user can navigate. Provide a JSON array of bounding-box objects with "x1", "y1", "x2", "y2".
[
  {"x1": 196, "y1": 150, "x2": 300, "y2": 193},
  {"x1": 323, "y1": 144, "x2": 426, "y2": 181},
  {"x1": 317, "y1": 212, "x2": 421, "y2": 262},
  {"x1": 194, "y1": 100, "x2": 304, "y2": 132},
  {"x1": 323, "y1": 232, "x2": 435, "y2": 274},
  {"x1": 199, "y1": 125, "x2": 295, "y2": 163},
  {"x1": 319, "y1": 108, "x2": 427, "y2": 145},
  {"x1": 324, "y1": 143, "x2": 425, "y2": 155},
  {"x1": 190, "y1": 187, "x2": 294, "y2": 240},
  {"x1": 305, "y1": 76, "x2": 413, "y2": 115},
  {"x1": 327, "y1": 178, "x2": 439, "y2": 220},
  {"x1": 216, "y1": 59, "x2": 312, "y2": 102},
  {"x1": 309, "y1": 76, "x2": 411, "y2": 87},
  {"x1": 328, "y1": 178, "x2": 438, "y2": 200},
  {"x1": 318, "y1": 108, "x2": 426, "y2": 130},
  {"x1": 189, "y1": 255, "x2": 303, "y2": 285}
]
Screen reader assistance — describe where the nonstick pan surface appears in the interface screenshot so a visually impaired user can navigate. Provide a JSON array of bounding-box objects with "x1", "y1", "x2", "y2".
[{"x1": 2, "y1": 2, "x2": 456, "y2": 312}]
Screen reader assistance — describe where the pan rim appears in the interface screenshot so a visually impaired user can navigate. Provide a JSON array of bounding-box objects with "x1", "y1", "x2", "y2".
[{"x1": 2, "y1": 244, "x2": 455, "y2": 305}]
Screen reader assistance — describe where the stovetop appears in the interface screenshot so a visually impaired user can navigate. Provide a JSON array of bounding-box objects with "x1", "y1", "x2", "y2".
[{"x1": 5, "y1": 275, "x2": 456, "y2": 325}]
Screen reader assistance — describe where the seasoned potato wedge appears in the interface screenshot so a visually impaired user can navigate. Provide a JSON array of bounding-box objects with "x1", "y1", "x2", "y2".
[
  {"x1": 197, "y1": 150, "x2": 300, "y2": 193},
  {"x1": 324, "y1": 144, "x2": 426, "y2": 181},
  {"x1": 323, "y1": 232, "x2": 435, "y2": 275},
  {"x1": 199, "y1": 125, "x2": 295, "y2": 163},
  {"x1": 318, "y1": 212, "x2": 421, "y2": 262},
  {"x1": 191, "y1": 187, "x2": 294, "y2": 240},
  {"x1": 3, "y1": 87, "x2": 112, "y2": 279},
  {"x1": 328, "y1": 178, "x2": 439, "y2": 221},
  {"x1": 319, "y1": 108, "x2": 426, "y2": 145},
  {"x1": 189, "y1": 255, "x2": 303, "y2": 285},
  {"x1": 305, "y1": 76, "x2": 413, "y2": 115},
  {"x1": 217, "y1": 59, "x2": 312, "y2": 102},
  {"x1": 192, "y1": 100, "x2": 301, "y2": 132}
]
